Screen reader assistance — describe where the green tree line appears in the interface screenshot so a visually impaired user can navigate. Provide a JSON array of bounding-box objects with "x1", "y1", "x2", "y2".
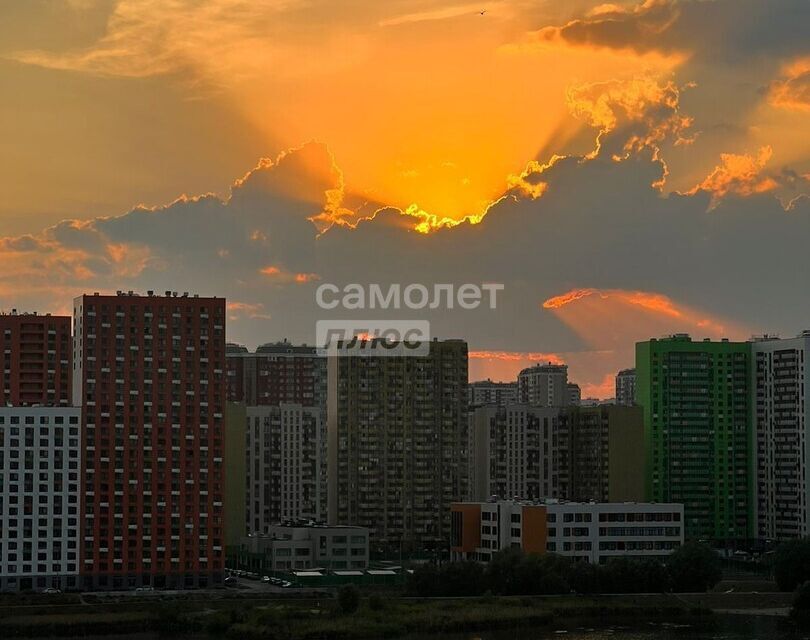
[{"x1": 407, "y1": 542, "x2": 721, "y2": 596}]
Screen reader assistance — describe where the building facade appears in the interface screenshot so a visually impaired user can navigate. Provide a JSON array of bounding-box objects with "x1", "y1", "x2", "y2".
[
  {"x1": 224, "y1": 403, "x2": 247, "y2": 547},
  {"x1": 246, "y1": 404, "x2": 325, "y2": 531},
  {"x1": 451, "y1": 500, "x2": 683, "y2": 564},
  {"x1": 468, "y1": 380, "x2": 518, "y2": 408},
  {"x1": 468, "y1": 404, "x2": 561, "y2": 502},
  {"x1": 556, "y1": 405, "x2": 645, "y2": 503},
  {"x1": 73, "y1": 291, "x2": 227, "y2": 589},
  {"x1": 517, "y1": 363, "x2": 569, "y2": 407},
  {"x1": 566, "y1": 383, "x2": 582, "y2": 407},
  {"x1": 0, "y1": 406, "x2": 82, "y2": 592},
  {"x1": 235, "y1": 524, "x2": 369, "y2": 572},
  {"x1": 615, "y1": 369, "x2": 636, "y2": 406},
  {"x1": 0, "y1": 312, "x2": 71, "y2": 407},
  {"x1": 328, "y1": 339, "x2": 468, "y2": 548},
  {"x1": 751, "y1": 333, "x2": 810, "y2": 540},
  {"x1": 636, "y1": 335, "x2": 751, "y2": 541},
  {"x1": 226, "y1": 341, "x2": 326, "y2": 408}
]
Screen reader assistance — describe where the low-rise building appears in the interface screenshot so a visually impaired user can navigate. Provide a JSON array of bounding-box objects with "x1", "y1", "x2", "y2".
[
  {"x1": 451, "y1": 500, "x2": 683, "y2": 565},
  {"x1": 0, "y1": 406, "x2": 82, "y2": 592},
  {"x1": 233, "y1": 524, "x2": 369, "y2": 572}
]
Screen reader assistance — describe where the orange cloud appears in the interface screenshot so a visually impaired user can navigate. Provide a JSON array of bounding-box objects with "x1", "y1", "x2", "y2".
[
  {"x1": 688, "y1": 146, "x2": 778, "y2": 206},
  {"x1": 768, "y1": 57, "x2": 810, "y2": 112},
  {"x1": 226, "y1": 301, "x2": 272, "y2": 321},
  {"x1": 469, "y1": 350, "x2": 565, "y2": 364},
  {"x1": 580, "y1": 373, "x2": 615, "y2": 400},
  {"x1": 567, "y1": 76, "x2": 694, "y2": 182},
  {"x1": 535, "y1": 286, "x2": 754, "y2": 399},
  {"x1": 543, "y1": 287, "x2": 748, "y2": 349},
  {"x1": 259, "y1": 265, "x2": 320, "y2": 284},
  {"x1": 531, "y1": 0, "x2": 684, "y2": 56}
]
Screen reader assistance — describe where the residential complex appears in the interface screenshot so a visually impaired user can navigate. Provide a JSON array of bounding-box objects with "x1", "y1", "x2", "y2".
[
  {"x1": 328, "y1": 339, "x2": 468, "y2": 548},
  {"x1": 0, "y1": 406, "x2": 82, "y2": 592},
  {"x1": 73, "y1": 291, "x2": 227, "y2": 590},
  {"x1": 517, "y1": 363, "x2": 569, "y2": 407},
  {"x1": 227, "y1": 341, "x2": 327, "y2": 538},
  {"x1": 468, "y1": 379, "x2": 518, "y2": 408},
  {"x1": 636, "y1": 335, "x2": 751, "y2": 541},
  {"x1": 468, "y1": 405, "x2": 561, "y2": 502},
  {"x1": 615, "y1": 368, "x2": 636, "y2": 406},
  {"x1": 0, "y1": 312, "x2": 71, "y2": 407},
  {"x1": 226, "y1": 341, "x2": 326, "y2": 408},
  {"x1": 751, "y1": 333, "x2": 810, "y2": 540},
  {"x1": 451, "y1": 500, "x2": 683, "y2": 564},
  {"x1": 566, "y1": 383, "x2": 582, "y2": 407},
  {"x1": 556, "y1": 405, "x2": 645, "y2": 503},
  {"x1": 245, "y1": 404, "x2": 325, "y2": 531}
]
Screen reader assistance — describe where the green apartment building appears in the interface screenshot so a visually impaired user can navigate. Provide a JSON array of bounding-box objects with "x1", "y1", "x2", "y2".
[{"x1": 636, "y1": 335, "x2": 752, "y2": 541}]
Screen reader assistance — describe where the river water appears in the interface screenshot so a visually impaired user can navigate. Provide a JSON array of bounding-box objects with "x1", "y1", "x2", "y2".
[{"x1": 414, "y1": 614, "x2": 805, "y2": 639}]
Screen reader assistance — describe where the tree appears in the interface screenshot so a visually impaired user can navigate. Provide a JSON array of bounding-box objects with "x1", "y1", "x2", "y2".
[
  {"x1": 441, "y1": 560, "x2": 486, "y2": 596},
  {"x1": 567, "y1": 560, "x2": 601, "y2": 594},
  {"x1": 774, "y1": 539, "x2": 810, "y2": 592},
  {"x1": 666, "y1": 542, "x2": 721, "y2": 592},
  {"x1": 337, "y1": 585, "x2": 360, "y2": 615},
  {"x1": 791, "y1": 580, "x2": 810, "y2": 628},
  {"x1": 484, "y1": 549, "x2": 569, "y2": 596}
]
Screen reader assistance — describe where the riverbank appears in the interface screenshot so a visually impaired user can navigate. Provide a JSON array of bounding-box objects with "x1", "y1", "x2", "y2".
[{"x1": 0, "y1": 593, "x2": 721, "y2": 639}]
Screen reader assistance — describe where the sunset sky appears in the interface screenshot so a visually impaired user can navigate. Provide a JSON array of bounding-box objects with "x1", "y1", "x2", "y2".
[{"x1": 1, "y1": 0, "x2": 809, "y2": 396}]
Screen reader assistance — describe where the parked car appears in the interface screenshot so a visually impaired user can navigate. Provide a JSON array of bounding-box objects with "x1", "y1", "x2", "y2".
[
  {"x1": 280, "y1": 581, "x2": 292, "y2": 588},
  {"x1": 224, "y1": 576, "x2": 237, "y2": 585},
  {"x1": 135, "y1": 586, "x2": 154, "y2": 592},
  {"x1": 43, "y1": 587, "x2": 61, "y2": 594},
  {"x1": 261, "y1": 575, "x2": 271, "y2": 583}
]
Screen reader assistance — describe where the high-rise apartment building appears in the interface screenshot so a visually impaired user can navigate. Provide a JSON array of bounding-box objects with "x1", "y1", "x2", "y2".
[
  {"x1": 227, "y1": 341, "x2": 327, "y2": 534},
  {"x1": 328, "y1": 339, "x2": 468, "y2": 548},
  {"x1": 0, "y1": 406, "x2": 82, "y2": 592},
  {"x1": 0, "y1": 312, "x2": 71, "y2": 407},
  {"x1": 566, "y1": 383, "x2": 582, "y2": 406},
  {"x1": 636, "y1": 335, "x2": 751, "y2": 541},
  {"x1": 615, "y1": 368, "x2": 636, "y2": 406},
  {"x1": 556, "y1": 405, "x2": 645, "y2": 503},
  {"x1": 517, "y1": 363, "x2": 569, "y2": 407},
  {"x1": 73, "y1": 291, "x2": 226, "y2": 590},
  {"x1": 468, "y1": 380, "x2": 518, "y2": 408},
  {"x1": 246, "y1": 404, "x2": 325, "y2": 531},
  {"x1": 226, "y1": 341, "x2": 326, "y2": 408},
  {"x1": 224, "y1": 403, "x2": 247, "y2": 547},
  {"x1": 468, "y1": 404, "x2": 561, "y2": 502},
  {"x1": 751, "y1": 333, "x2": 810, "y2": 540}
]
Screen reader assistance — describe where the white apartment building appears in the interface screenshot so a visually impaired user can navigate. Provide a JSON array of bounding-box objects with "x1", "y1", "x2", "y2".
[
  {"x1": 0, "y1": 407, "x2": 82, "y2": 592},
  {"x1": 451, "y1": 500, "x2": 683, "y2": 565},
  {"x1": 468, "y1": 405, "x2": 561, "y2": 502},
  {"x1": 246, "y1": 404, "x2": 325, "y2": 532},
  {"x1": 236, "y1": 524, "x2": 369, "y2": 571},
  {"x1": 751, "y1": 333, "x2": 810, "y2": 540},
  {"x1": 468, "y1": 380, "x2": 518, "y2": 407},
  {"x1": 517, "y1": 363, "x2": 569, "y2": 407}
]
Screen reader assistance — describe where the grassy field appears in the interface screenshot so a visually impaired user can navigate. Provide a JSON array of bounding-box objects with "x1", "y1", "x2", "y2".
[{"x1": 0, "y1": 593, "x2": 713, "y2": 639}]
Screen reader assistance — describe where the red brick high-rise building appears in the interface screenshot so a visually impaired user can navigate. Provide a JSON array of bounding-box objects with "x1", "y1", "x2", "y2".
[
  {"x1": 0, "y1": 311, "x2": 71, "y2": 406},
  {"x1": 73, "y1": 291, "x2": 226, "y2": 590}
]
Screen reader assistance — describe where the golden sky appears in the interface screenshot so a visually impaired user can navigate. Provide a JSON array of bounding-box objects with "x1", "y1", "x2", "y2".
[{"x1": 1, "y1": 0, "x2": 809, "y2": 394}]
